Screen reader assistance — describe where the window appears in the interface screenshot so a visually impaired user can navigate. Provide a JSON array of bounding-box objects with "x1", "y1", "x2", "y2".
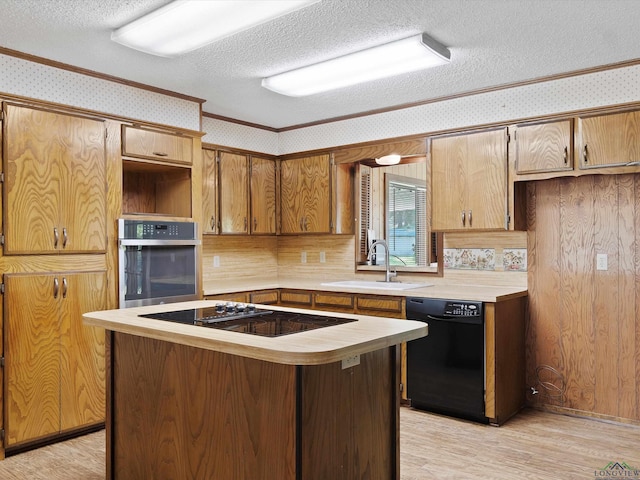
[{"x1": 385, "y1": 174, "x2": 427, "y2": 267}]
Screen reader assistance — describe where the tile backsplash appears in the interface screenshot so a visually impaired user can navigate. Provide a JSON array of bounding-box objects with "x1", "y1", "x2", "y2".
[{"x1": 444, "y1": 247, "x2": 527, "y2": 272}]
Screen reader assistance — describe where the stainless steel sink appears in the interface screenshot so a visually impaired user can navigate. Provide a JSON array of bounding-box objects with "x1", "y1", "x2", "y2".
[{"x1": 320, "y1": 280, "x2": 433, "y2": 291}]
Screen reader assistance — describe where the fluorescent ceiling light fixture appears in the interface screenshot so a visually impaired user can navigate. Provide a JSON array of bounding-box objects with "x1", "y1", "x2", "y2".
[
  {"x1": 262, "y1": 33, "x2": 451, "y2": 96},
  {"x1": 375, "y1": 154, "x2": 402, "y2": 166},
  {"x1": 112, "y1": 0, "x2": 320, "y2": 57}
]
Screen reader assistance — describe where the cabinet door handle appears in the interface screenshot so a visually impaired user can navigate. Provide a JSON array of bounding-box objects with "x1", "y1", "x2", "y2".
[
  {"x1": 53, "y1": 227, "x2": 59, "y2": 248},
  {"x1": 62, "y1": 227, "x2": 68, "y2": 247},
  {"x1": 563, "y1": 146, "x2": 568, "y2": 164},
  {"x1": 468, "y1": 210, "x2": 472, "y2": 227},
  {"x1": 244, "y1": 217, "x2": 248, "y2": 232},
  {"x1": 304, "y1": 217, "x2": 309, "y2": 231},
  {"x1": 53, "y1": 277, "x2": 59, "y2": 299},
  {"x1": 300, "y1": 217, "x2": 304, "y2": 231},
  {"x1": 583, "y1": 144, "x2": 588, "y2": 163},
  {"x1": 461, "y1": 211, "x2": 466, "y2": 226},
  {"x1": 62, "y1": 277, "x2": 68, "y2": 298},
  {"x1": 254, "y1": 217, "x2": 257, "y2": 230}
]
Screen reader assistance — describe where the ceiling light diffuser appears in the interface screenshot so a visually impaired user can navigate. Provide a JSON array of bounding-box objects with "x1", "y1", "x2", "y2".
[
  {"x1": 262, "y1": 33, "x2": 451, "y2": 96},
  {"x1": 375, "y1": 154, "x2": 402, "y2": 166},
  {"x1": 112, "y1": 0, "x2": 320, "y2": 57}
]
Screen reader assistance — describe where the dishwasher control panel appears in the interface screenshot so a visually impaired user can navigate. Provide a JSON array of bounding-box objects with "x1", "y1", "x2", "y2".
[
  {"x1": 406, "y1": 297, "x2": 483, "y2": 319},
  {"x1": 444, "y1": 301, "x2": 481, "y2": 317}
]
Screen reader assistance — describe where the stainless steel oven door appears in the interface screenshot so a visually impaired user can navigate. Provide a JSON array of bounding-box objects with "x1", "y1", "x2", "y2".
[{"x1": 118, "y1": 239, "x2": 199, "y2": 308}]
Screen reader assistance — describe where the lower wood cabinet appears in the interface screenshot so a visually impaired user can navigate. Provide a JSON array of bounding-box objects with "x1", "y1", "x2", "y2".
[
  {"x1": 3, "y1": 271, "x2": 106, "y2": 447},
  {"x1": 108, "y1": 332, "x2": 398, "y2": 479},
  {"x1": 205, "y1": 289, "x2": 279, "y2": 305},
  {"x1": 484, "y1": 296, "x2": 527, "y2": 425}
]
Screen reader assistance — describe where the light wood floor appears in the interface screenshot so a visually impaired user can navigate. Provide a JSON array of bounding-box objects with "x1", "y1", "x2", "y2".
[{"x1": 0, "y1": 407, "x2": 637, "y2": 479}]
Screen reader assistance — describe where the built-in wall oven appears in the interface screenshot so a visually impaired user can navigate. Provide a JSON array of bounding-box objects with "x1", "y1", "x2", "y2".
[{"x1": 118, "y1": 218, "x2": 200, "y2": 308}]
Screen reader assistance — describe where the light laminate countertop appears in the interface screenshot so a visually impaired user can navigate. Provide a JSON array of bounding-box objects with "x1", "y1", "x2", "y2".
[
  {"x1": 83, "y1": 301, "x2": 428, "y2": 365},
  {"x1": 204, "y1": 278, "x2": 528, "y2": 303}
]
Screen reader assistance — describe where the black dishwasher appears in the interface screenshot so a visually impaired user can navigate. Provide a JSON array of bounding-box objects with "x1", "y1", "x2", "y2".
[{"x1": 406, "y1": 297, "x2": 487, "y2": 423}]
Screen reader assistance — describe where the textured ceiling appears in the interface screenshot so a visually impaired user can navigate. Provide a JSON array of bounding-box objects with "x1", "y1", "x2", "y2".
[{"x1": 1, "y1": 0, "x2": 640, "y2": 129}]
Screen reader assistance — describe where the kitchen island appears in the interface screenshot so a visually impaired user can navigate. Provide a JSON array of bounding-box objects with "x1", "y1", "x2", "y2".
[{"x1": 83, "y1": 301, "x2": 428, "y2": 480}]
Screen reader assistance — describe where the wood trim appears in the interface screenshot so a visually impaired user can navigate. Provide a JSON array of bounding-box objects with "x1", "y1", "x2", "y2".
[
  {"x1": 0, "y1": 94, "x2": 203, "y2": 137},
  {"x1": 202, "y1": 111, "x2": 279, "y2": 132},
  {"x1": 530, "y1": 404, "x2": 640, "y2": 428},
  {"x1": 0, "y1": 46, "x2": 205, "y2": 104},
  {"x1": 276, "y1": 58, "x2": 640, "y2": 132},
  {"x1": 202, "y1": 143, "x2": 278, "y2": 159},
  {"x1": 332, "y1": 138, "x2": 427, "y2": 164}
]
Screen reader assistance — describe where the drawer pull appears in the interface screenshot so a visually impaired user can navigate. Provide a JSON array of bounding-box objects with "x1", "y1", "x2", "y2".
[{"x1": 152, "y1": 151, "x2": 169, "y2": 157}]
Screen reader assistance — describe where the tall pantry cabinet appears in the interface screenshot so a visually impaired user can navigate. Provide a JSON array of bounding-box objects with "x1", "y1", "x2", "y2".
[{"x1": 0, "y1": 102, "x2": 107, "y2": 453}]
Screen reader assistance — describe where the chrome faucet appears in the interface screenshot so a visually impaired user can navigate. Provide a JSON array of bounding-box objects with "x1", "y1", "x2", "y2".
[{"x1": 367, "y1": 239, "x2": 398, "y2": 283}]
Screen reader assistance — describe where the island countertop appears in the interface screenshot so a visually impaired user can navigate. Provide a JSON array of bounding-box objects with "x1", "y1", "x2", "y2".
[{"x1": 83, "y1": 300, "x2": 428, "y2": 365}]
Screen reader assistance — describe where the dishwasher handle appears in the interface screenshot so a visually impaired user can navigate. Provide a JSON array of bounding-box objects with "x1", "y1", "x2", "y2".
[{"x1": 409, "y1": 313, "x2": 483, "y2": 326}]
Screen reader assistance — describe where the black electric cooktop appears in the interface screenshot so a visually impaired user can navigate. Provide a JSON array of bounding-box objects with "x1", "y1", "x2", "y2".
[{"x1": 139, "y1": 303, "x2": 357, "y2": 337}]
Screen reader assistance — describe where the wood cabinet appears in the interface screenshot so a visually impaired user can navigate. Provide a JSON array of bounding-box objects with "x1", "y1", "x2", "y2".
[
  {"x1": 513, "y1": 119, "x2": 573, "y2": 174},
  {"x1": 107, "y1": 331, "x2": 398, "y2": 479},
  {"x1": 577, "y1": 109, "x2": 640, "y2": 168},
  {"x1": 280, "y1": 154, "x2": 332, "y2": 233},
  {"x1": 202, "y1": 148, "x2": 276, "y2": 235},
  {"x1": 3, "y1": 103, "x2": 107, "y2": 254},
  {"x1": 3, "y1": 271, "x2": 106, "y2": 446},
  {"x1": 219, "y1": 151, "x2": 249, "y2": 234},
  {"x1": 250, "y1": 156, "x2": 277, "y2": 234},
  {"x1": 202, "y1": 148, "x2": 218, "y2": 234},
  {"x1": 280, "y1": 153, "x2": 354, "y2": 235},
  {"x1": 278, "y1": 288, "x2": 405, "y2": 318},
  {"x1": 122, "y1": 125, "x2": 192, "y2": 165},
  {"x1": 122, "y1": 160, "x2": 192, "y2": 218},
  {"x1": 484, "y1": 297, "x2": 526, "y2": 425},
  {"x1": 205, "y1": 289, "x2": 279, "y2": 304},
  {"x1": 431, "y1": 127, "x2": 508, "y2": 231}
]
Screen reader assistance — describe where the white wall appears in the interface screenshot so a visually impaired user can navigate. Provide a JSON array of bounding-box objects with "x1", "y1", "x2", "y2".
[
  {"x1": 5, "y1": 51, "x2": 640, "y2": 156},
  {"x1": 277, "y1": 63, "x2": 640, "y2": 154},
  {"x1": 0, "y1": 53, "x2": 200, "y2": 131}
]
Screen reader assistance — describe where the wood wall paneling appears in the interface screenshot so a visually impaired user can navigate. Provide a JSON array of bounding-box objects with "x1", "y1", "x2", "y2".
[{"x1": 526, "y1": 174, "x2": 640, "y2": 421}]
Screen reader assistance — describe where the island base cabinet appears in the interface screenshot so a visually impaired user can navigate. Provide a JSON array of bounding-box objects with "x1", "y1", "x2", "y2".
[{"x1": 108, "y1": 332, "x2": 399, "y2": 479}]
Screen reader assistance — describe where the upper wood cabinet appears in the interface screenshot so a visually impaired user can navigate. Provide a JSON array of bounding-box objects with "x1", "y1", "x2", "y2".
[
  {"x1": 202, "y1": 148, "x2": 277, "y2": 235},
  {"x1": 202, "y1": 148, "x2": 218, "y2": 234},
  {"x1": 122, "y1": 125, "x2": 193, "y2": 165},
  {"x1": 577, "y1": 109, "x2": 640, "y2": 169},
  {"x1": 219, "y1": 151, "x2": 250, "y2": 234},
  {"x1": 431, "y1": 127, "x2": 508, "y2": 231},
  {"x1": 250, "y1": 156, "x2": 277, "y2": 234},
  {"x1": 4, "y1": 271, "x2": 106, "y2": 446},
  {"x1": 3, "y1": 103, "x2": 107, "y2": 254},
  {"x1": 513, "y1": 119, "x2": 573, "y2": 174},
  {"x1": 280, "y1": 153, "x2": 354, "y2": 235},
  {"x1": 280, "y1": 154, "x2": 332, "y2": 234}
]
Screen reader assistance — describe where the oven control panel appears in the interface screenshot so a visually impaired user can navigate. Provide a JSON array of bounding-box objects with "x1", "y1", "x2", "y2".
[{"x1": 119, "y1": 219, "x2": 197, "y2": 240}]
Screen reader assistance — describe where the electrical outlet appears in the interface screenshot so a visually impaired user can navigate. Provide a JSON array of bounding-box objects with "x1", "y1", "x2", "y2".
[
  {"x1": 596, "y1": 253, "x2": 607, "y2": 271},
  {"x1": 341, "y1": 354, "x2": 360, "y2": 369},
  {"x1": 301, "y1": 251, "x2": 307, "y2": 263},
  {"x1": 213, "y1": 255, "x2": 220, "y2": 268},
  {"x1": 319, "y1": 251, "x2": 326, "y2": 263}
]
